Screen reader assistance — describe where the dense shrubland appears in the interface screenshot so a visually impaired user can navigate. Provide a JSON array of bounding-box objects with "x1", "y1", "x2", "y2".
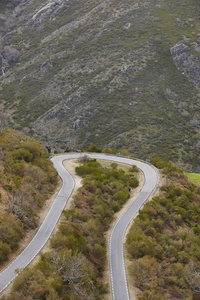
[
  {"x1": 2, "y1": 157, "x2": 139, "y2": 299},
  {"x1": 0, "y1": 128, "x2": 57, "y2": 264},
  {"x1": 126, "y1": 158, "x2": 200, "y2": 299}
]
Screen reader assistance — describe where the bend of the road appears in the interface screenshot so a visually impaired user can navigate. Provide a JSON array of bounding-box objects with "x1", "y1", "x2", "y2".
[{"x1": 0, "y1": 153, "x2": 159, "y2": 300}]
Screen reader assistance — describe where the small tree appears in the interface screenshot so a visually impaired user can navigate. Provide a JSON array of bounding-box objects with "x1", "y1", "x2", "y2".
[
  {"x1": 87, "y1": 144, "x2": 102, "y2": 153},
  {"x1": 52, "y1": 252, "x2": 92, "y2": 284},
  {"x1": 184, "y1": 262, "x2": 200, "y2": 293},
  {"x1": 111, "y1": 162, "x2": 118, "y2": 169},
  {"x1": 103, "y1": 148, "x2": 118, "y2": 154}
]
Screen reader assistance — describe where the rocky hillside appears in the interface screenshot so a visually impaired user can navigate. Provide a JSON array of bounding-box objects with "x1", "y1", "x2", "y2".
[{"x1": 0, "y1": 0, "x2": 200, "y2": 171}]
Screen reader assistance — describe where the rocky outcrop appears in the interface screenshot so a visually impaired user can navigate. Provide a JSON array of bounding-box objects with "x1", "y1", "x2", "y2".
[
  {"x1": 170, "y1": 43, "x2": 200, "y2": 87},
  {"x1": 170, "y1": 43, "x2": 190, "y2": 57}
]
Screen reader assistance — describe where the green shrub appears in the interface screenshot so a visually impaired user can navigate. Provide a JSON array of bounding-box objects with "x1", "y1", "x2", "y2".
[
  {"x1": 129, "y1": 165, "x2": 139, "y2": 173},
  {"x1": 12, "y1": 149, "x2": 33, "y2": 162},
  {"x1": 87, "y1": 144, "x2": 102, "y2": 153},
  {"x1": 0, "y1": 241, "x2": 11, "y2": 263}
]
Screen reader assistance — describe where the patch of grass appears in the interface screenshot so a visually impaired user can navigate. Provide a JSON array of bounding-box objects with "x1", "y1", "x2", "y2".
[
  {"x1": 185, "y1": 172, "x2": 200, "y2": 186},
  {"x1": 98, "y1": 160, "x2": 131, "y2": 173}
]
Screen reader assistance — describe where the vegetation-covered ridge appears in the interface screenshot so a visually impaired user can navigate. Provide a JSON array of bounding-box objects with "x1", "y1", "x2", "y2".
[
  {"x1": 1, "y1": 156, "x2": 139, "y2": 299},
  {"x1": 126, "y1": 157, "x2": 200, "y2": 300},
  {"x1": 0, "y1": 0, "x2": 200, "y2": 171},
  {"x1": 0, "y1": 128, "x2": 57, "y2": 265}
]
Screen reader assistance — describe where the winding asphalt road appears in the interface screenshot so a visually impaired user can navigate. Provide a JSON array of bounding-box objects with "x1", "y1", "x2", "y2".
[{"x1": 0, "y1": 153, "x2": 159, "y2": 300}]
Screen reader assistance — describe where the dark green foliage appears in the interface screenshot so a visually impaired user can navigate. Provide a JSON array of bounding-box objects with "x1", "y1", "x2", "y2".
[
  {"x1": 111, "y1": 162, "x2": 118, "y2": 169},
  {"x1": 50, "y1": 227, "x2": 87, "y2": 254},
  {"x1": 150, "y1": 157, "x2": 183, "y2": 174},
  {"x1": 3, "y1": 184, "x2": 12, "y2": 191},
  {"x1": 0, "y1": 213, "x2": 22, "y2": 263},
  {"x1": 7, "y1": 267, "x2": 61, "y2": 300},
  {"x1": 12, "y1": 149, "x2": 33, "y2": 162},
  {"x1": 9, "y1": 161, "x2": 25, "y2": 177},
  {"x1": 75, "y1": 160, "x2": 138, "y2": 218},
  {"x1": 129, "y1": 165, "x2": 139, "y2": 173},
  {"x1": 0, "y1": 241, "x2": 11, "y2": 263},
  {"x1": 87, "y1": 144, "x2": 102, "y2": 153},
  {"x1": 113, "y1": 189, "x2": 129, "y2": 205},
  {"x1": 103, "y1": 148, "x2": 118, "y2": 154},
  {"x1": 126, "y1": 225, "x2": 155, "y2": 258},
  {"x1": 129, "y1": 177, "x2": 139, "y2": 188}
]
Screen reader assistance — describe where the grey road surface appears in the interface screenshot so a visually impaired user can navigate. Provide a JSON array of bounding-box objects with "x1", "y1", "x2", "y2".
[
  {"x1": 0, "y1": 153, "x2": 159, "y2": 300},
  {"x1": 0, "y1": 154, "x2": 75, "y2": 293}
]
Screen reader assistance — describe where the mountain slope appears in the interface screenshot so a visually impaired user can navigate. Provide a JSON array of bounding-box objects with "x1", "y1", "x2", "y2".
[{"x1": 0, "y1": 0, "x2": 200, "y2": 171}]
